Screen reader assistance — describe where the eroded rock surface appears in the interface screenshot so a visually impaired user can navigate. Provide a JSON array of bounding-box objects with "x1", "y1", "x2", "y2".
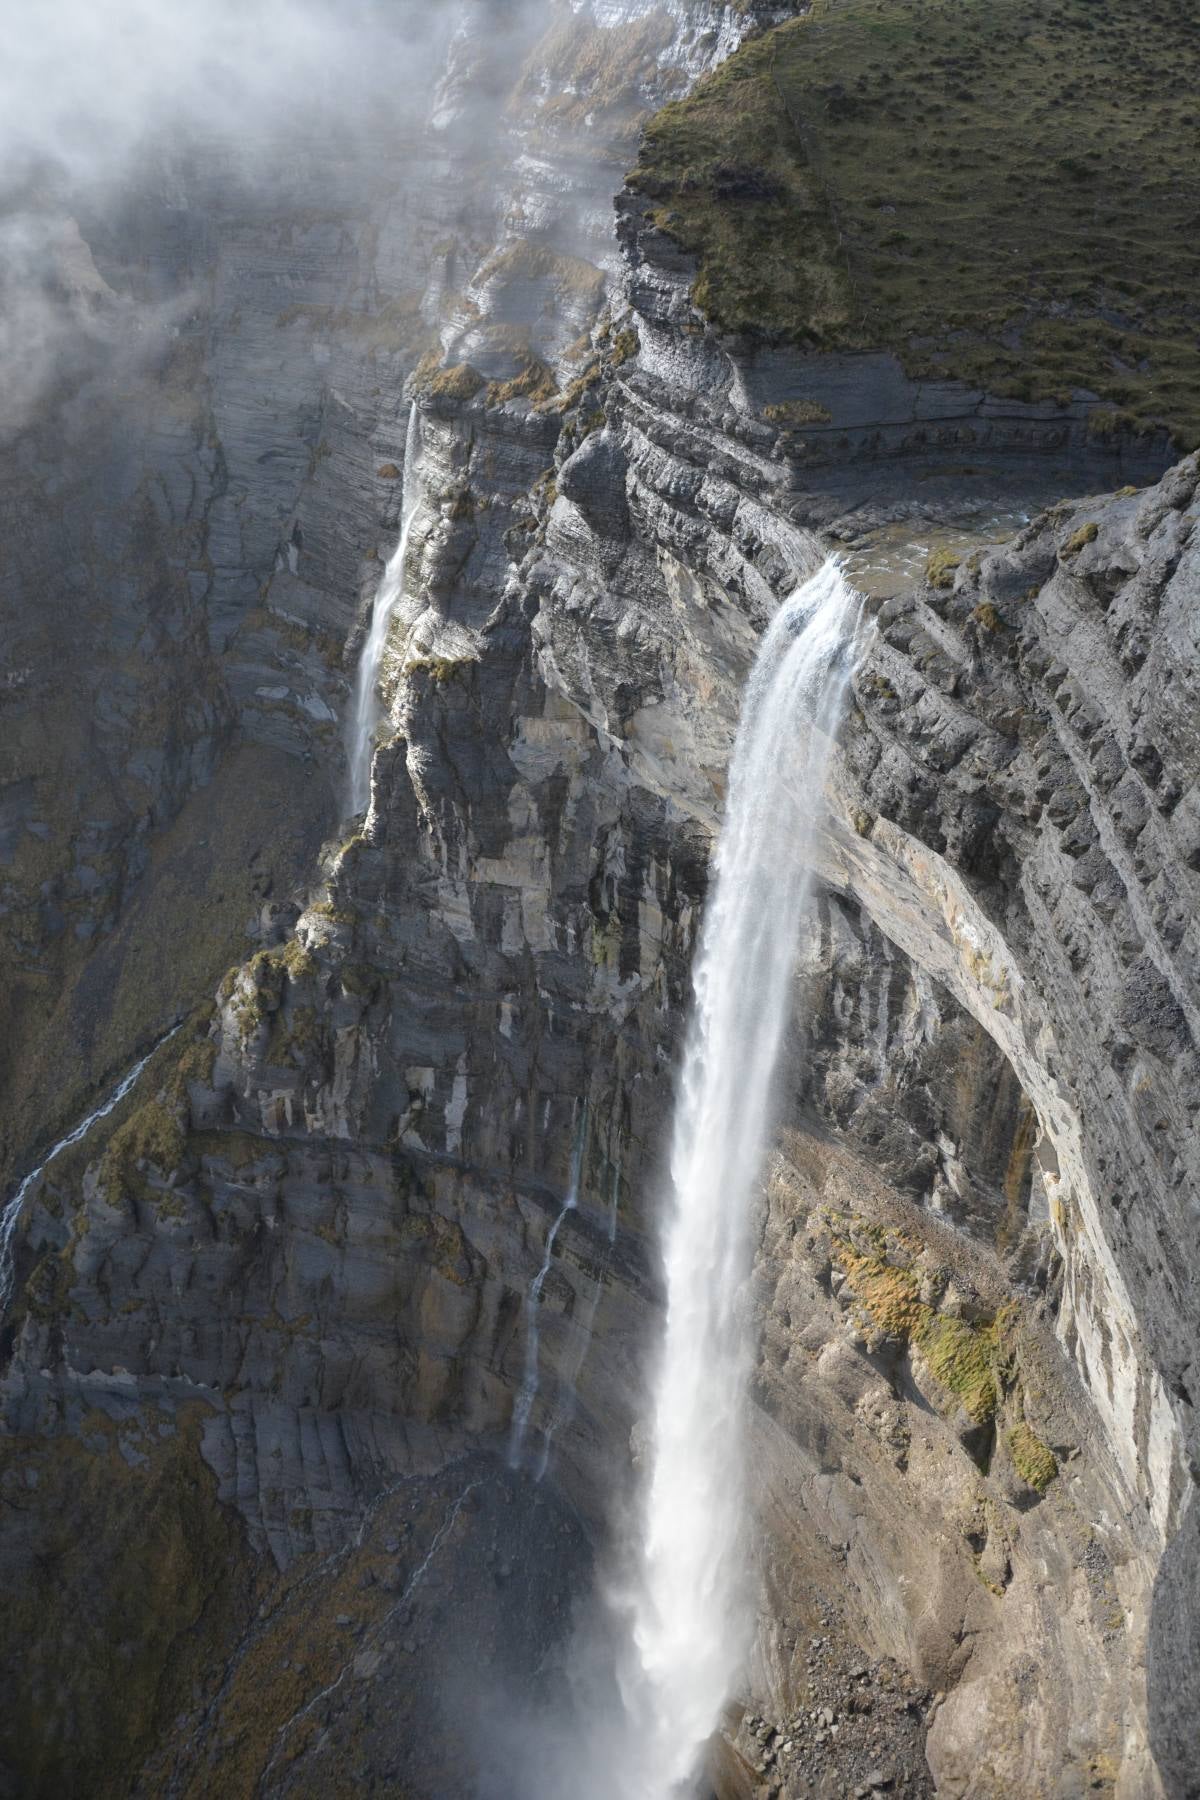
[{"x1": 2, "y1": 4, "x2": 1197, "y2": 1797}]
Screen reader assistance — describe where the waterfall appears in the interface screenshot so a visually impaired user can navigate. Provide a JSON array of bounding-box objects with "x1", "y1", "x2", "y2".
[
  {"x1": 508, "y1": 1104, "x2": 588, "y2": 1470},
  {"x1": 609, "y1": 556, "x2": 859, "y2": 1797},
  {"x1": 347, "y1": 403, "x2": 421, "y2": 816},
  {"x1": 0, "y1": 1021, "x2": 184, "y2": 1318},
  {"x1": 534, "y1": 1161, "x2": 620, "y2": 1482}
]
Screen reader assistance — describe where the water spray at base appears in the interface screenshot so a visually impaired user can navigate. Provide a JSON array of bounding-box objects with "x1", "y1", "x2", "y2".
[{"x1": 605, "y1": 556, "x2": 860, "y2": 1797}]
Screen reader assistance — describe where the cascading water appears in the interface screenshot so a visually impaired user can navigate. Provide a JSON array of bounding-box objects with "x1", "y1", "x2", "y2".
[
  {"x1": 0, "y1": 1021, "x2": 184, "y2": 1318},
  {"x1": 605, "y1": 556, "x2": 860, "y2": 1798},
  {"x1": 347, "y1": 403, "x2": 421, "y2": 816},
  {"x1": 508, "y1": 1105, "x2": 589, "y2": 1470},
  {"x1": 534, "y1": 1164, "x2": 620, "y2": 1483}
]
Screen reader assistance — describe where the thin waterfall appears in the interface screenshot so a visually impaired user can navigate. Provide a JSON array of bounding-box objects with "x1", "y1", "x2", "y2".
[
  {"x1": 508, "y1": 1103, "x2": 588, "y2": 1470},
  {"x1": 347, "y1": 403, "x2": 421, "y2": 817},
  {"x1": 534, "y1": 1258, "x2": 606, "y2": 1483},
  {"x1": 607, "y1": 557, "x2": 860, "y2": 1798},
  {"x1": 534, "y1": 1161, "x2": 620, "y2": 1483},
  {"x1": 0, "y1": 1021, "x2": 184, "y2": 1318}
]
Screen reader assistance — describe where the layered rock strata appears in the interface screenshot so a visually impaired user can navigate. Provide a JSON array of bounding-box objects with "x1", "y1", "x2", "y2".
[{"x1": 2, "y1": 4, "x2": 1198, "y2": 1798}]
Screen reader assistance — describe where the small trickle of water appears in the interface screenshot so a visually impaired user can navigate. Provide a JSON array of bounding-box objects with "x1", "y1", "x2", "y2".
[
  {"x1": 508, "y1": 1104, "x2": 588, "y2": 1469},
  {"x1": 534, "y1": 1164, "x2": 620, "y2": 1483},
  {"x1": 0, "y1": 1021, "x2": 185, "y2": 1317},
  {"x1": 347, "y1": 403, "x2": 422, "y2": 817}
]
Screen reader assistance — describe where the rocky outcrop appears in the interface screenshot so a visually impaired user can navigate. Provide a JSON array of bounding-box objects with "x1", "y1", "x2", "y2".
[
  {"x1": 0, "y1": 0, "x2": 754, "y2": 1198},
  {"x1": 827, "y1": 462, "x2": 1200, "y2": 1797}
]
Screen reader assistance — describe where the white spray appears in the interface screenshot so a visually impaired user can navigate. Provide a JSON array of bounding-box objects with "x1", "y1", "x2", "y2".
[
  {"x1": 607, "y1": 557, "x2": 860, "y2": 1797},
  {"x1": 0, "y1": 1021, "x2": 184, "y2": 1317},
  {"x1": 347, "y1": 402, "x2": 421, "y2": 817}
]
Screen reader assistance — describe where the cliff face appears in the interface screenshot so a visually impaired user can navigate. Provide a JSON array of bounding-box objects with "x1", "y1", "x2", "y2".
[
  {"x1": 2, "y1": 4, "x2": 1198, "y2": 1798},
  {"x1": 0, "y1": 127, "x2": 417, "y2": 1190},
  {"x1": 0, "y1": 0, "x2": 736, "y2": 1193},
  {"x1": 827, "y1": 456, "x2": 1200, "y2": 1799},
  {"x1": 611, "y1": 200, "x2": 1200, "y2": 1794}
]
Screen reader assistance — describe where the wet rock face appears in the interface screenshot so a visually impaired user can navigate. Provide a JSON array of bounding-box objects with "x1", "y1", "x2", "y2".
[
  {"x1": 823, "y1": 457, "x2": 1200, "y2": 1797},
  {"x1": 3, "y1": 6, "x2": 1199, "y2": 1798}
]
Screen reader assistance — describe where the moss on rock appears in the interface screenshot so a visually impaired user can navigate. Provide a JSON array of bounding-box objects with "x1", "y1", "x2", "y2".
[
  {"x1": 486, "y1": 356, "x2": 558, "y2": 408},
  {"x1": 763, "y1": 398, "x2": 833, "y2": 426},
  {"x1": 1009, "y1": 1421, "x2": 1059, "y2": 1492},
  {"x1": 926, "y1": 548, "x2": 962, "y2": 591},
  {"x1": 1062, "y1": 521, "x2": 1100, "y2": 555},
  {"x1": 914, "y1": 1312, "x2": 999, "y2": 1424},
  {"x1": 834, "y1": 1231, "x2": 1001, "y2": 1423},
  {"x1": 101, "y1": 1098, "x2": 186, "y2": 1205},
  {"x1": 412, "y1": 354, "x2": 485, "y2": 402},
  {"x1": 833, "y1": 1222, "x2": 1065, "y2": 1496}
]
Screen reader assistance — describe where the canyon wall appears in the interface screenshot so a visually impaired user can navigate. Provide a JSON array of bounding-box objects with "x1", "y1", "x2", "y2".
[{"x1": 2, "y1": 4, "x2": 1197, "y2": 1797}]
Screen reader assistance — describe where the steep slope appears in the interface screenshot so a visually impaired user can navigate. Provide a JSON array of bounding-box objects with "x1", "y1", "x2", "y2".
[
  {"x1": 2, "y1": 3, "x2": 1197, "y2": 1797},
  {"x1": 0, "y1": 3, "x2": 769, "y2": 1791}
]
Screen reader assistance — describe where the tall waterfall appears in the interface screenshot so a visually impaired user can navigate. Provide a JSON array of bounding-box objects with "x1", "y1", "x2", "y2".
[
  {"x1": 610, "y1": 557, "x2": 859, "y2": 1797},
  {"x1": 347, "y1": 403, "x2": 421, "y2": 816}
]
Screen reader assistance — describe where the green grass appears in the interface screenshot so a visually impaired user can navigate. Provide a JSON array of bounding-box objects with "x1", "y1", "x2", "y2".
[
  {"x1": 835, "y1": 1235, "x2": 1002, "y2": 1422},
  {"x1": 629, "y1": 0, "x2": 1200, "y2": 446},
  {"x1": 1008, "y1": 1421, "x2": 1059, "y2": 1492},
  {"x1": 925, "y1": 546, "x2": 962, "y2": 589}
]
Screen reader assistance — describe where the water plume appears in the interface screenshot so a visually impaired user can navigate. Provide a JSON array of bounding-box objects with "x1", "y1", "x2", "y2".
[
  {"x1": 348, "y1": 402, "x2": 421, "y2": 816},
  {"x1": 609, "y1": 555, "x2": 860, "y2": 1796}
]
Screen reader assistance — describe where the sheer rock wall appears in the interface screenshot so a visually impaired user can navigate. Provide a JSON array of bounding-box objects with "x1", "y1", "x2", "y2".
[{"x1": 2, "y1": 4, "x2": 1197, "y2": 1797}]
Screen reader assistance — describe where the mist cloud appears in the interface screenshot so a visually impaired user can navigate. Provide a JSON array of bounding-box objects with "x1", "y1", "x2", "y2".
[
  {"x1": 0, "y1": 214, "x2": 129, "y2": 429},
  {"x1": 1, "y1": 0, "x2": 444, "y2": 192},
  {"x1": 1, "y1": 0, "x2": 461, "y2": 438}
]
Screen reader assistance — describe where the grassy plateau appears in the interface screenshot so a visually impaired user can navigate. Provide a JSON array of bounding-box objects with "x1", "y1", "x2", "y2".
[{"x1": 629, "y1": 0, "x2": 1200, "y2": 445}]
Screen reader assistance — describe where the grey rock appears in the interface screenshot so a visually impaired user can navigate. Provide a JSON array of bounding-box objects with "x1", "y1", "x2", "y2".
[{"x1": 2, "y1": 8, "x2": 1198, "y2": 1800}]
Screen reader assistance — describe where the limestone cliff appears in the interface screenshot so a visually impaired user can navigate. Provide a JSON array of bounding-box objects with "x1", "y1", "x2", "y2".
[{"x1": 2, "y1": 3, "x2": 1197, "y2": 1798}]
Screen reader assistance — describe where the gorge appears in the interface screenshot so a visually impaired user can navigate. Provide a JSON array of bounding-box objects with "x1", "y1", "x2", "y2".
[{"x1": 1, "y1": 1, "x2": 1198, "y2": 1797}]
